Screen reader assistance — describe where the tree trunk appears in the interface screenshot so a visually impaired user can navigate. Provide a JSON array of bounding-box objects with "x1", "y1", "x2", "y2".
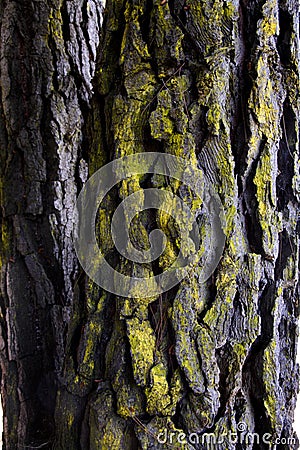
[{"x1": 0, "y1": 0, "x2": 299, "y2": 449}]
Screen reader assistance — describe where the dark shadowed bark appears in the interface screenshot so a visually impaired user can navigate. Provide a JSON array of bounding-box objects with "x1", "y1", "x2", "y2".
[{"x1": 0, "y1": 0, "x2": 299, "y2": 449}]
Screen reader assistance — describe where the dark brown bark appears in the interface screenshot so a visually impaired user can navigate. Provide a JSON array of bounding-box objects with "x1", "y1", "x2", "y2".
[{"x1": 0, "y1": 0, "x2": 299, "y2": 449}]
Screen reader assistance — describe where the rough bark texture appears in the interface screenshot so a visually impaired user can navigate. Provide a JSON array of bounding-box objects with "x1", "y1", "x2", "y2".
[{"x1": 0, "y1": 0, "x2": 299, "y2": 449}]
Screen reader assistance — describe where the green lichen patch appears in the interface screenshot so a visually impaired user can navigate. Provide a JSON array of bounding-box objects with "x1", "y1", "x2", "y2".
[
  {"x1": 253, "y1": 146, "x2": 282, "y2": 255},
  {"x1": 171, "y1": 280, "x2": 206, "y2": 394},
  {"x1": 126, "y1": 317, "x2": 156, "y2": 386},
  {"x1": 145, "y1": 362, "x2": 172, "y2": 415},
  {"x1": 48, "y1": 6, "x2": 64, "y2": 41},
  {"x1": 88, "y1": 388, "x2": 130, "y2": 449},
  {"x1": 203, "y1": 254, "x2": 237, "y2": 339},
  {"x1": 263, "y1": 339, "x2": 281, "y2": 432}
]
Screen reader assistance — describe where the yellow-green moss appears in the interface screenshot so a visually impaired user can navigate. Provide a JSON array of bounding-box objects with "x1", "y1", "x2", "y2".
[
  {"x1": 0, "y1": 220, "x2": 10, "y2": 261},
  {"x1": 48, "y1": 7, "x2": 63, "y2": 40},
  {"x1": 126, "y1": 317, "x2": 156, "y2": 386},
  {"x1": 152, "y1": 0, "x2": 184, "y2": 70},
  {"x1": 149, "y1": 90, "x2": 173, "y2": 140},
  {"x1": 207, "y1": 103, "x2": 221, "y2": 134},
  {"x1": 251, "y1": 65, "x2": 278, "y2": 134},
  {"x1": 116, "y1": 383, "x2": 144, "y2": 418},
  {"x1": 120, "y1": 4, "x2": 151, "y2": 66},
  {"x1": 259, "y1": 0, "x2": 278, "y2": 42},
  {"x1": 171, "y1": 288, "x2": 206, "y2": 393},
  {"x1": 89, "y1": 392, "x2": 128, "y2": 449},
  {"x1": 253, "y1": 147, "x2": 278, "y2": 254},
  {"x1": 145, "y1": 363, "x2": 172, "y2": 415},
  {"x1": 263, "y1": 339, "x2": 277, "y2": 429}
]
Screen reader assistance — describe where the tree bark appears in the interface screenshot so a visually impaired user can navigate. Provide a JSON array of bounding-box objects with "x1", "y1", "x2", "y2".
[{"x1": 0, "y1": 0, "x2": 299, "y2": 449}]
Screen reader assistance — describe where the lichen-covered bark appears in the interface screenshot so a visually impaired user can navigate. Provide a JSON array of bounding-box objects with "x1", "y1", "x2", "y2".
[{"x1": 0, "y1": 0, "x2": 299, "y2": 449}]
